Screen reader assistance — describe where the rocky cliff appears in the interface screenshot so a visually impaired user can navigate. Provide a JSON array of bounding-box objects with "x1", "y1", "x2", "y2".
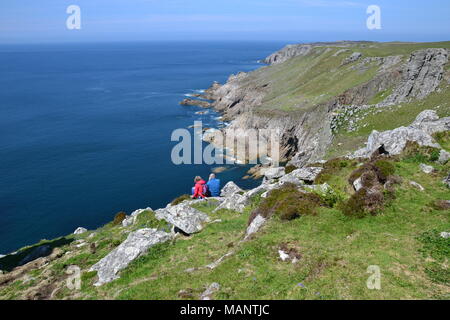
[{"x1": 197, "y1": 42, "x2": 450, "y2": 167}]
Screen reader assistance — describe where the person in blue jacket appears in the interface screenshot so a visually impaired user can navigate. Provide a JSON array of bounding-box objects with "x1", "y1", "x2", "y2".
[{"x1": 206, "y1": 173, "x2": 221, "y2": 197}]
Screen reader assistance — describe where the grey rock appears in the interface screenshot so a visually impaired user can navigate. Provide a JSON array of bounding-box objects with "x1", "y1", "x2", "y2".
[
  {"x1": 438, "y1": 150, "x2": 450, "y2": 164},
  {"x1": 200, "y1": 282, "x2": 220, "y2": 300},
  {"x1": 73, "y1": 227, "x2": 87, "y2": 235},
  {"x1": 244, "y1": 215, "x2": 266, "y2": 240},
  {"x1": 420, "y1": 163, "x2": 435, "y2": 174},
  {"x1": 263, "y1": 167, "x2": 286, "y2": 180},
  {"x1": 18, "y1": 245, "x2": 52, "y2": 266},
  {"x1": 220, "y1": 181, "x2": 243, "y2": 197},
  {"x1": 409, "y1": 181, "x2": 425, "y2": 191},
  {"x1": 351, "y1": 110, "x2": 449, "y2": 158},
  {"x1": 383, "y1": 48, "x2": 448, "y2": 104},
  {"x1": 155, "y1": 202, "x2": 210, "y2": 234},
  {"x1": 264, "y1": 167, "x2": 286, "y2": 180},
  {"x1": 353, "y1": 177, "x2": 363, "y2": 191},
  {"x1": 214, "y1": 193, "x2": 248, "y2": 213},
  {"x1": 342, "y1": 52, "x2": 362, "y2": 65},
  {"x1": 122, "y1": 207, "x2": 152, "y2": 227},
  {"x1": 440, "y1": 232, "x2": 450, "y2": 239},
  {"x1": 289, "y1": 167, "x2": 323, "y2": 183},
  {"x1": 90, "y1": 228, "x2": 172, "y2": 286},
  {"x1": 443, "y1": 173, "x2": 450, "y2": 187}
]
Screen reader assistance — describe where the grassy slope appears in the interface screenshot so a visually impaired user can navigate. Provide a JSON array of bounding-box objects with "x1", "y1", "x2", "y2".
[
  {"x1": 1, "y1": 147, "x2": 448, "y2": 300},
  {"x1": 1, "y1": 42, "x2": 449, "y2": 300}
]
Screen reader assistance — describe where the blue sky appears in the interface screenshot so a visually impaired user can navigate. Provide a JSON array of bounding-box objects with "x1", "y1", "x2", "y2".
[{"x1": 0, "y1": 0, "x2": 449, "y2": 43}]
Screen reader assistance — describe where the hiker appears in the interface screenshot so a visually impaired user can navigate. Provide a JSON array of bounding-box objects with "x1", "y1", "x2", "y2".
[
  {"x1": 206, "y1": 173, "x2": 221, "y2": 197},
  {"x1": 192, "y1": 176, "x2": 207, "y2": 199}
]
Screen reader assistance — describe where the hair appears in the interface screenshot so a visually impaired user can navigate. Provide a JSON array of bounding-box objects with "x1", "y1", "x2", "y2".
[
  {"x1": 209, "y1": 173, "x2": 216, "y2": 180},
  {"x1": 194, "y1": 176, "x2": 202, "y2": 182}
]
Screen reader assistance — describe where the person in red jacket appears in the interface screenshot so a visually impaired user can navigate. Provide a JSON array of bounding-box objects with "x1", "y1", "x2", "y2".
[{"x1": 192, "y1": 176, "x2": 207, "y2": 199}]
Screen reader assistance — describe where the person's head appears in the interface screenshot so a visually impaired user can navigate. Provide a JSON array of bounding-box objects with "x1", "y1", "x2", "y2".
[
  {"x1": 209, "y1": 173, "x2": 216, "y2": 181},
  {"x1": 194, "y1": 176, "x2": 202, "y2": 182}
]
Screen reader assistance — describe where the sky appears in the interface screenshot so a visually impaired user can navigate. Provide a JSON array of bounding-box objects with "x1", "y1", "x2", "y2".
[{"x1": 0, "y1": 0, "x2": 449, "y2": 43}]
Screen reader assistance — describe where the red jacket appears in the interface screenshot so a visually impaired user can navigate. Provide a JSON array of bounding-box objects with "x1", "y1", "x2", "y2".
[{"x1": 193, "y1": 180, "x2": 207, "y2": 199}]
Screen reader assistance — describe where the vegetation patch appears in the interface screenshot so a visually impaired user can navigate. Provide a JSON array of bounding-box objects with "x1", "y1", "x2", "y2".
[
  {"x1": 249, "y1": 183, "x2": 327, "y2": 223},
  {"x1": 417, "y1": 230, "x2": 450, "y2": 285},
  {"x1": 171, "y1": 194, "x2": 191, "y2": 206}
]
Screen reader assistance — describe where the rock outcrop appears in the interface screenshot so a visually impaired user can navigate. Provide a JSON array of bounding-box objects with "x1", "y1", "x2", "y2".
[
  {"x1": 351, "y1": 110, "x2": 449, "y2": 158},
  {"x1": 90, "y1": 228, "x2": 173, "y2": 286},
  {"x1": 73, "y1": 227, "x2": 87, "y2": 235},
  {"x1": 220, "y1": 181, "x2": 243, "y2": 197},
  {"x1": 155, "y1": 202, "x2": 210, "y2": 234}
]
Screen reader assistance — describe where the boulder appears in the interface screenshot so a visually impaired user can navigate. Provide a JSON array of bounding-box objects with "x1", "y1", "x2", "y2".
[
  {"x1": 342, "y1": 52, "x2": 362, "y2": 65},
  {"x1": 263, "y1": 167, "x2": 286, "y2": 180},
  {"x1": 440, "y1": 232, "x2": 450, "y2": 239},
  {"x1": 220, "y1": 181, "x2": 243, "y2": 197},
  {"x1": 353, "y1": 177, "x2": 363, "y2": 191},
  {"x1": 438, "y1": 150, "x2": 450, "y2": 164},
  {"x1": 90, "y1": 228, "x2": 173, "y2": 286},
  {"x1": 409, "y1": 181, "x2": 425, "y2": 191},
  {"x1": 444, "y1": 173, "x2": 450, "y2": 187},
  {"x1": 155, "y1": 202, "x2": 210, "y2": 234},
  {"x1": 73, "y1": 227, "x2": 87, "y2": 235},
  {"x1": 289, "y1": 167, "x2": 323, "y2": 183},
  {"x1": 420, "y1": 164, "x2": 435, "y2": 174},
  {"x1": 214, "y1": 193, "x2": 248, "y2": 213},
  {"x1": 200, "y1": 282, "x2": 220, "y2": 300},
  {"x1": 122, "y1": 207, "x2": 152, "y2": 227},
  {"x1": 244, "y1": 215, "x2": 266, "y2": 240},
  {"x1": 351, "y1": 110, "x2": 449, "y2": 158}
]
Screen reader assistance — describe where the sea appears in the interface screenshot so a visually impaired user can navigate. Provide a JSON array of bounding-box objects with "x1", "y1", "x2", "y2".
[{"x1": 0, "y1": 41, "x2": 284, "y2": 254}]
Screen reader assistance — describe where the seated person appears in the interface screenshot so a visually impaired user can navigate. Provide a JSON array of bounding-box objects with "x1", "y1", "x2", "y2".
[
  {"x1": 206, "y1": 173, "x2": 221, "y2": 197},
  {"x1": 192, "y1": 176, "x2": 207, "y2": 199}
]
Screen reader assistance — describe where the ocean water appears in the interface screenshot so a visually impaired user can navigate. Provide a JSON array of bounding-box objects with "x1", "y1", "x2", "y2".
[{"x1": 0, "y1": 41, "x2": 284, "y2": 254}]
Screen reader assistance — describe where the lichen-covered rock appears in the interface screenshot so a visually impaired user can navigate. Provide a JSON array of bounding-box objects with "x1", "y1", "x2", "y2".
[
  {"x1": 73, "y1": 227, "x2": 87, "y2": 235},
  {"x1": 289, "y1": 167, "x2": 323, "y2": 183},
  {"x1": 155, "y1": 202, "x2": 210, "y2": 234},
  {"x1": 200, "y1": 282, "x2": 220, "y2": 300},
  {"x1": 263, "y1": 167, "x2": 286, "y2": 180},
  {"x1": 420, "y1": 164, "x2": 435, "y2": 174},
  {"x1": 90, "y1": 228, "x2": 172, "y2": 286},
  {"x1": 122, "y1": 207, "x2": 152, "y2": 227},
  {"x1": 244, "y1": 215, "x2": 266, "y2": 240},
  {"x1": 443, "y1": 173, "x2": 450, "y2": 188},
  {"x1": 220, "y1": 181, "x2": 243, "y2": 197},
  {"x1": 214, "y1": 193, "x2": 248, "y2": 213},
  {"x1": 342, "y1": 52, "x2": 362, "y2": 65},
  {"x1": 351, "y1": 110, "x2": 449, "y2": 158},
  {"x1": 438, "y1": 150, "x2": 450, "y2": 164}
]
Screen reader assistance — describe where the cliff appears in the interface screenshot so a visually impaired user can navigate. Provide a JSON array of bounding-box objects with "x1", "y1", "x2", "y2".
[{"x1": 199, "y1": 41, "x2": 450, "y2": 167}]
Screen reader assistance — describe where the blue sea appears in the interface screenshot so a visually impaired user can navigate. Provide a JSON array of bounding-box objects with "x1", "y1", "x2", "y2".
[{"x1": 0, "y1": 41, "x2": 283, "y2": 254}]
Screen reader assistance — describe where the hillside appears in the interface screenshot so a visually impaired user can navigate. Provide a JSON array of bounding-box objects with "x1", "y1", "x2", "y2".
[{"x1": 0, "y1": 41, "x2": 449, "y2": 300}]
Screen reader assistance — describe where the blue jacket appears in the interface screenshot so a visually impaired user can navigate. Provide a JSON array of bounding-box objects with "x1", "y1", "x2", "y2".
[{"x1": 207, "y1": 178, "x2": 221, "y2": 197}]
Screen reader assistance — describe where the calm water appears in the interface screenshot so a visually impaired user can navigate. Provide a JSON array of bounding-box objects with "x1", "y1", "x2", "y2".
[{"x1": 0, "y1": 41, "x2": 283, "y2": 254}]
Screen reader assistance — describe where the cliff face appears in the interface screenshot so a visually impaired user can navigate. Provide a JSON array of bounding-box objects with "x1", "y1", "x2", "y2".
[{"x1": 202, "y1": 42, "x2": 450, "y2": 166}]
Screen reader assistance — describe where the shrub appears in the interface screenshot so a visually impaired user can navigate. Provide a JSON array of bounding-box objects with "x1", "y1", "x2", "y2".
[
  {"x1": 373, "y1": 159, "x2": 396, "y2": 182},
  {"x1": 315, "y1": 158, "x2": 354, "y2": 184},
  {"x1": 171, "y1": 194, "x2": 191, "y2": 206},
  {"x1": 113, "y1": 212, "x2": 127, "y2": 225},
  {"x1": 249, "y1": 183, "x2": 326, "y2": 223},
  {"x1": 340, "y1": 186, "x2": 384, "y2": 218}
]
